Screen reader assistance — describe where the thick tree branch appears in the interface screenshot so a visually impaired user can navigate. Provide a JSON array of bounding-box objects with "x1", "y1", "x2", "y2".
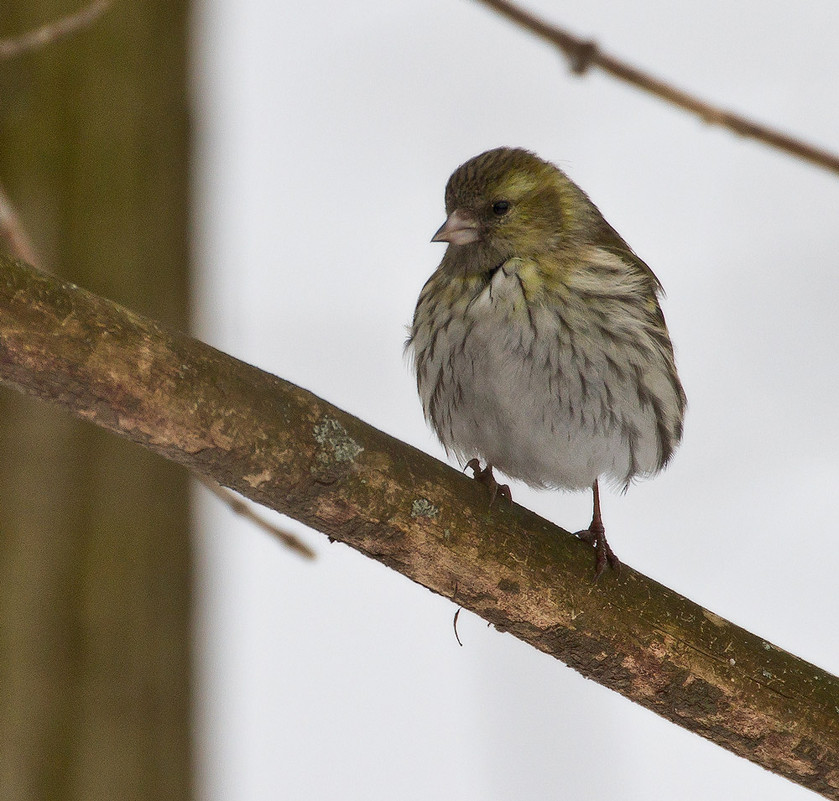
[
  {"x1": 475, "y1": 0, "x2": 839, "y2": 177},
  {"x1": 1, "y1": 254, "x2": 838, "y2": 798}
]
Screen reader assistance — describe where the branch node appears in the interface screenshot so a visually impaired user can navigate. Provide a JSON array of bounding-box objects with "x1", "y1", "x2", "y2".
[{"x1": 565, "y1": 39, "x2": 599, "y2": 75}]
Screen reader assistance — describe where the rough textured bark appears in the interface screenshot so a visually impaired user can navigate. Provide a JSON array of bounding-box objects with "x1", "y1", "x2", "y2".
[
  {"x1": 0, "y1": 4, "x2": 191, "y2": 800},
  {"x1": 1, "y1": 254, "x2": 838, "y2": 798}
]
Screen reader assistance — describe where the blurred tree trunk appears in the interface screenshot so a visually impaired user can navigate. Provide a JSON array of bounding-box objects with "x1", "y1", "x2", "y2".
[{"x1": 0, "y1": 3, "x2": 192, "y2": 800}]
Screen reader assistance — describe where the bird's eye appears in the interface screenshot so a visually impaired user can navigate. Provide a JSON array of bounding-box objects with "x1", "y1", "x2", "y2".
[{"x1": 492, "y1": 200, "x2": 511, "y2": 216}]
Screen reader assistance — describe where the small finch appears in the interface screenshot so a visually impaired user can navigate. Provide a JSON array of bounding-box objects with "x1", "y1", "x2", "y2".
[{"x1": 407, "y1": 148, "x2": 686, "y2": 577}]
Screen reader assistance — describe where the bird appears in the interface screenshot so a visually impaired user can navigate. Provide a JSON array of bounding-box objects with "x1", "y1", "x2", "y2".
[{"x1": 407, "y1": 147, "x2": 685, "y2": 577}]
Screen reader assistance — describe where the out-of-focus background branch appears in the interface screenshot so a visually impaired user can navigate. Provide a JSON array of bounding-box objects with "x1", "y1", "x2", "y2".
[{"x1": 0, "y1": 0, "x2": 111, "y2": 60}]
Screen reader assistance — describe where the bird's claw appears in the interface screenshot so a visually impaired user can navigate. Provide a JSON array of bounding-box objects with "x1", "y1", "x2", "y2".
[
  {"x1": 574, "y1": 520, "x2": 620, "y2": 580},
  {"x1": 465, "y1": 459, "x2": 512, "y2": 504}
]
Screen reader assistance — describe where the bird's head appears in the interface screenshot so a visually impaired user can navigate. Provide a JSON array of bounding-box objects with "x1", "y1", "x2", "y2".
[{"x1": 433, "y1": 147, "x2": 578, "y2": 271}]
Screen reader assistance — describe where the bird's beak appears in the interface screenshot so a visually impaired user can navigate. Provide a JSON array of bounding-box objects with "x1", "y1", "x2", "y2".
[{"x1": 431, "y1": 209, "x2": 480, "y2": 246}]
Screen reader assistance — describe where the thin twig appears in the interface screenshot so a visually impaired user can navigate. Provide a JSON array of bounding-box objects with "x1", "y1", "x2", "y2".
[
  {"x1": 453, "y1": 607, "x2": 463, "y2": 646},
  {"x1": 475, "y1": 0, "x2": 839, "y2": 176},
  {"x1": 0, "y1": 0, "x2": 113, "y2": 61},
  {"x1": 0, "y1": 180, "x2": 39, "y2": 266},
  {"x1": 197, "y1": 476, "x2": 316, "y2": 560}
]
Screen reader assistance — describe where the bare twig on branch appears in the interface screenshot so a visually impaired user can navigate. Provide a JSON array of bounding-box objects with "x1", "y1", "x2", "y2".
[
  {"x1": 196, "y1": 476, "x2": 316, "y2": 560},
  {"x1": 475, "y1": 0, "x2": 839, "y2": 176},
  {"x1": 0, "y1": 0, "x2": 113, "y2": 61},
  {"x1": 1, "y1": 254, "x2": 838, "y2": 798}
]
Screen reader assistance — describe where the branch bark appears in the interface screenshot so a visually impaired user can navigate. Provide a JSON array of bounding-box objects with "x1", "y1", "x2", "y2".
[{"x1": 1, "y1": 253, "x2": 838, "y2": 798}]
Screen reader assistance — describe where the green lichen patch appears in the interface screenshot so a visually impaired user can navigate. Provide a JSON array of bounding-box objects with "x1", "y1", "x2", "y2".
[
  {"x1": 411, "y1": 498, "x2": 440, "y2": 519},
  {"x1": 313, "y1": 416, "x2": 363, "y2": 469}
]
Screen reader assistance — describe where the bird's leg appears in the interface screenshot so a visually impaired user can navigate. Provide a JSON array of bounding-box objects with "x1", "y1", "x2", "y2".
[
  {"x1": 464, "y1": 459, "x2": 512, "y2": 504},
  {"x1": 574, "y1": 480, "x2": 620, "y2": 579}
]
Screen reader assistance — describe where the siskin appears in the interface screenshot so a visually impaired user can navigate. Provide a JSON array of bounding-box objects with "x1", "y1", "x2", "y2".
[{"x1": 407, "y1": 148, "x2": 686, "y2": 577}]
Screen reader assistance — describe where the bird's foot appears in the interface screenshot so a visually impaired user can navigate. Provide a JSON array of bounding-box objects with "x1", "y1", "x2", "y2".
[
  {"x1": 574, "y1": 519, "x2": 620, "y2": 580},
  {"x1": 464, "y1": 459, "x2": 512, "y2": 504}
]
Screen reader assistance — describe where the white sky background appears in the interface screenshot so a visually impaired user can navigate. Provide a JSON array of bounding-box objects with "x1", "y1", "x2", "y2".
[{"x1": 191, "y1": 1, "x2": 839, "y2": 798}]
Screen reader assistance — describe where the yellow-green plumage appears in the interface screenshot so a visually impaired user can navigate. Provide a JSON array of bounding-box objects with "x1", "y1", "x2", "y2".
[{"x1": 407, "y1": 148, "x2": 686, "y2": 574}]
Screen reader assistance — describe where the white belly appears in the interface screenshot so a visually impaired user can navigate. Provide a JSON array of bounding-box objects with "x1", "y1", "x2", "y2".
[{"x1": 412, "y1": 264, "x2": 677, "y2": 491}]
